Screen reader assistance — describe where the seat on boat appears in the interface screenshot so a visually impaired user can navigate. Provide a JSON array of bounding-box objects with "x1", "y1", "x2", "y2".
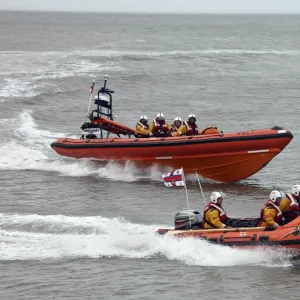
[
  {"x1": 200, "y1": 127, "x2": 221, "y2": 135},
  {"x1": 86, "y1": 133, "x2": 97, "y2": 139},
  {"x1": 226, "y1": 218, "x2": 260, "y2": 228}
]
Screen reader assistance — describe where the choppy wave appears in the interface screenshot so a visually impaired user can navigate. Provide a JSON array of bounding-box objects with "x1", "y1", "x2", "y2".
[
  {"x1": 1, "y1": 49, "x2": 298, "y2": 74},
  {"x1": 59, "y1": 49, "x2": 300, "y2": 58},
  {"x1": 0, "y1": 111, "x2": 166, "y2": 182},
  {"x1": 0, "y1": 50, "x2": 124, "y2": 99},
  {"x1": 0, "y1": 48, "x2": 298, "y2": 99},
  {"x1": 0, "y1": 212, "x2": 295, "y2": 266}
]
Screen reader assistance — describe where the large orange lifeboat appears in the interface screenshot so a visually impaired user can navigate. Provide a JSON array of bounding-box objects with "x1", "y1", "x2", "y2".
[
  {"x1": 51, "y1": 76, "x2": 293, "y2": 183},
  {"x1": 157, "y1": 216, "x2": 300, "y2": 250}
]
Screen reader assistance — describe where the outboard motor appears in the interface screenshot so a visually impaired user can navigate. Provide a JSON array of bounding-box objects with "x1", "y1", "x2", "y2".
[{"x1": 174, "y1": 210, "x2": 203, "y2": 230}]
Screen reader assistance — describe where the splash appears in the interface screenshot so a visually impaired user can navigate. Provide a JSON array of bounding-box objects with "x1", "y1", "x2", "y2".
[
  {"x1": 0, "y1": 212, "x2": 295, "y2": 266},
  {"x1": 0, "y1": 111, "x2": 169, "y2": 181}
]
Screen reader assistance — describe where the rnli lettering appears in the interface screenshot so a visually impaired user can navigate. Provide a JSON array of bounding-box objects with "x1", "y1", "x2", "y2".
[{"x1": 237, "y1": 131, "x2": 254, "y2": 135}]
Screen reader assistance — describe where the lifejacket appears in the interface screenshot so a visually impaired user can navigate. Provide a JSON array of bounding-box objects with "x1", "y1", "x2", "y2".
[
  {"x1": 292, "y1": 193, "x2": 300, "y2": 208},
  {"x1": 170, "y1": 124, "x2": 180, "y2": 137},
  {"x1": 153, "y1": 119, "x2": 168, "y2": 137},
  {"x1": 203, "y1": 201, "x2": 227, "y2": 227},
  {"x1": 259, "y1": 200, "x2": 284, "y2": 225},
  {"x1": 136, "y1": 122, "x2": 149, "y2": 130},
  {"x1": 184, "y1": 121, "x2": 198, "y2": 136},
  {"x1": 136, "y1": 122, "x2": 149, "y2": 138},
  {"x1": 282, "y1": 194, "x2": 299, "y2": 222},
  {"x1": 171, "y1": 124, "x2": 180, "y2": 132},
  {"x1": 285, "y1": 193, "x2": 299, "y2": 211}
]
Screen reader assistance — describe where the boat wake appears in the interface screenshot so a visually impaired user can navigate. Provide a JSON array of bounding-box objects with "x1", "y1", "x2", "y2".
[
  {"x1": 0, "y1": 111, "x2": 169, "y2": 182},
  {"x1": 0, "y1": 212, "x2": 296, "y2": 266}
]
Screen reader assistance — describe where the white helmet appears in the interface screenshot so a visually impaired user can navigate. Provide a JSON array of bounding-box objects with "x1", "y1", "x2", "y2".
[
  {"x1": 140, "y1": 115, "x2": 148, "y2": 122},
  {"x1": 292, "y1": 184, "x2": 300, "y2": 196},
  {"x1": 174, "y1": 117, "x2": 182, "y2": 122},
  {"x1": 210, "y1": 191, "x2": 224, "y2": 204},
  {"x1": 156, "y1": 113, "x2": 165, "y2": 120},
  {"x1": 188, "y1": 114, "x2": 196, "y2": 121},
  {"x1": 270, "y1": 190, "x2": 282, "y2": 202}
]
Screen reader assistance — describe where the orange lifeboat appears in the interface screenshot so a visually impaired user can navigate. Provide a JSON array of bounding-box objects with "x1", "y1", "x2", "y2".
[
  {"x1": 50, "y1": 76, "x2": 293, "y2": 183},
  {"x1": 157, "y1": 217, "x2": 300, "y2": 250},
  {"x1": 51, "y1": 126, "x2": 292, "y2": 182}
]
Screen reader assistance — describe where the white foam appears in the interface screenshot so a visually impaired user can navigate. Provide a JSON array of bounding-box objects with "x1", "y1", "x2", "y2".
[
  {"x1": 0, "y1": 141, "x2": 164, "y2": 180},
  {"x1": 0, "y1": 139, "x2": 166, "y2": 180},
  {"x1": 0, "y1": 144, "x2": 99, "y2": 177},
  {"x1": 169, "y1": 49, "x2": 300, "y2": 56},
  {"x1": 0, "y1": 51, "x2": 124, "y2": 98},
  {"x1": 0, "y1": 78, "x2": 38, "y2": 98},
  {"x1": 73, "y1": 49, "x2": 300, "y2": 58},
  {"x1": 97, "y1": 161, "x2": 163, "y2": 182},
  {"x1": 0, "y1": 111, "x2": 169, "y2": 180},
  {"x1": 1, "y1": 48, "x2": 297, "y2": 99},
  {"x1": 0, "y1": 213, "x2": 295, "y2": 266},
  {"x1": 0, "y1": 110, "x2": 64, "y2": 149},
  {"x1": 16, "y1": 111, "x2": 65, "y2": 147}
]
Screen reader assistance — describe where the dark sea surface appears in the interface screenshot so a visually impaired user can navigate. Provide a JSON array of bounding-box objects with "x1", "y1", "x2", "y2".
[{"x1": 0, "y1": 11, "x2": 300, "y2": 300}]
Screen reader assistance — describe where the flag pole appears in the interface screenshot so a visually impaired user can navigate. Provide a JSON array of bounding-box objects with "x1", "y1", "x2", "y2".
[
  {"x1": 87, "y1": 77, "x2": 95, "y2": 116},
  {"x1": 195, "y1": 171, "x2": 207, "y2": 205},
  {"x1": 181, "y1": 167, "x2": 192, "y2": 229}
]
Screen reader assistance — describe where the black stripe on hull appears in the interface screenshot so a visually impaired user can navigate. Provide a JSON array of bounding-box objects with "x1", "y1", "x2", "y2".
[
  {"x1": 51, "y1": 132, "x2": 293, "y2": 150},
  {"x1": 210, "y1": 239, "x2": 300, "y2": 247}
]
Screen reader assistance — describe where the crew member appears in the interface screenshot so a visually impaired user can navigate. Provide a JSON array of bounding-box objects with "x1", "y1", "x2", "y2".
[
  {"x1": 135, "y1": 115, "x2": 152, "y2": 138},
  {"x1": 280, "y1": 190, "x2": 299, "y2": 223},
  {"x1": 292, "y1": 184, "x2": 300, "y2": 204},
  {"x1": 179, "y1": 114, "x2": 200, "y2": 136},
  {"x1": 203, "y1": 191, "x2": 228, "y2": 229},
  {"x1": 148, "y1": 113, "x2": 172, "y2": 137},
  {"x1": 259, "y1": 190, "x2": 284, "y2": 228},
  {"x1": 170, "y1": 117, "x2": 183, "y2": 136}
]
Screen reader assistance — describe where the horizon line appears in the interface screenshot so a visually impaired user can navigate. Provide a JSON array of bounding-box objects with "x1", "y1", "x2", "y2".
[{"x1": 1, "y1": 9, "x2": 300, "y2": 15}]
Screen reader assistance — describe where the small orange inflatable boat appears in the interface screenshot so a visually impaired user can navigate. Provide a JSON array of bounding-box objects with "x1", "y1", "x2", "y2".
[
  {"x1": 157, "y1": 217, "x2": 300, "y2": 250},
  {"x1": 51, "y1": 76, "x2": 293, "y2": 182}
]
